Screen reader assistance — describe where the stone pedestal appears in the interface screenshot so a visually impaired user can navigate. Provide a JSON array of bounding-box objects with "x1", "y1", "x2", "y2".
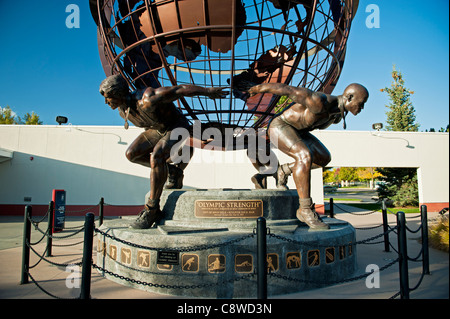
[{"x1": 96, "y1": 189, "x2": 356, "y2": 298}]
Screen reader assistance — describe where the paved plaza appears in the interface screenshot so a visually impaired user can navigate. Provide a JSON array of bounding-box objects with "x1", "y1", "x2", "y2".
[{"x1": 0, "y1": 205, "x2": 448, "y2": 300}]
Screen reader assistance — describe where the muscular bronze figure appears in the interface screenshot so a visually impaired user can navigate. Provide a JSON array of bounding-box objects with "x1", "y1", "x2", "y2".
[
  {"x1": 246, "y1": 140, "x2": 289, "y2": 190},
  {"x1": 100, "y1": 75, "x2": 228, "y2": 229},
  {"x1": 248, "y1": 83, "x2": 369, "y2": 230}
]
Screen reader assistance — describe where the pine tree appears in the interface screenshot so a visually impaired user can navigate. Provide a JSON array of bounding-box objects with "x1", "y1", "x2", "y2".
[
  {"x1": 378, "y1": 66, "x2": 419, "y2": 207},
  {"x1": 380, "y1": 66, "x2": 419, "y2": 131}
]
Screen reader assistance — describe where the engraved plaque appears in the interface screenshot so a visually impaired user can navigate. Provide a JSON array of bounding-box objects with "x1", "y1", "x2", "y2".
[
  {"x1": 109, "y1": 245, "x2": 117, "y2": 260},
  {"x1": 137, "y1": 250, "x2": 150, "y2": 268},
  {"x1": 157, "y1": 250, "x2": 179, "y2": 265},
  {"x1": 325, "y1": 247, "x2": 335, "y2": 264},
  {"x1": 267, "y1": 253, "x2": 279, "y2": 272},
  {"x1": 121, "y1": 248, "x2": 132, "y2": 265},
  {"x1": 339, "y1": 245, "x2": 346, "y2": 259},
  {"x1": 235, "y1": 254, "x2": 253, "y2": 273},
  {"x1": 307, "y1": 250, "x2": 320, "y2": 267},
  {"x1": 181, "y1": 254, "x2": 199, "y2": 272},
  {"x1": 208, "y1": 254, "x2": 226, "y2": 273},
  {"x1": 286, "y1": 252, "x2": 301, "y2": 269},
  {"x1": 98, "y1": 240, "x2": 106, "y2": 256},
  {"x1": 195, "y1": 200, "x2": 263, "y2": 218}
]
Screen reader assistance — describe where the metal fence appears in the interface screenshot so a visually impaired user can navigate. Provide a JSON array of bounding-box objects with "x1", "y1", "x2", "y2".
[{"x1": 20, "y1": 198, "x2": 434, "y2": 299}]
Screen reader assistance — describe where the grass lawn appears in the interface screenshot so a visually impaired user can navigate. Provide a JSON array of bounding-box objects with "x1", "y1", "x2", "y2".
[
  {"x1": 342, "y1": 202, "x2": 420, "y2": 215},
  {"x1": 324, "y1": 197, "x2": 361, "y2": 202}
]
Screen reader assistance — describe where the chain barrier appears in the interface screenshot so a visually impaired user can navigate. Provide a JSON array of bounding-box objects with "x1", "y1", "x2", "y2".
[
  {"x1": 20, "y1": 203, "x2": 90, "y2": 299},
  {"x1": 27, "y1": 240, "x2": 82, "y2": 269},
  {"x1": 31, "y1": 219, "x2": 86, "y2": 240},
  {"x1": 268, "y1": 257, "x2": 399, "y2": 286},
  {"x1": 21, "y1": 198, "x2": 432, "y2": 300},
  {"x1": 354, "y1": 224, "x2": 384, "y2": 230},
  {"x1": 87, "y1": 199, "x2": 427, "y2": 299},
  {"x1": 331, "y1": 198, "x2": 432, "y2": 299},
  {"x1": 405, "y1": 223, "x2": 423, "y2": 234},
  {"x1": 52, "y1": 239, "x2": 85, "y2": 247},
  {"x1": 64, "y1": 204, "x2": 100, "y2": 214},
  {"x1": 27, "y1": 272, "x2": 78, "y2": 300},
  {"x1": 385, "y1": 207, "x2": 421, "y2": 219},
  {"x1": 29, "y1": 226, "x2": 49, "y2": 246},
  {"x1": 333, "y1": 202, "x2": 380, "y2": 215},
  {"x1": 268, "y1": 227, "x2": 395, "y2": 248},
  {"x1": 94, "y1": 227, "x2": 254, "y2": 253},
  {"x1": 92, "y1": 263, "x2": 255, "y2": 290}
]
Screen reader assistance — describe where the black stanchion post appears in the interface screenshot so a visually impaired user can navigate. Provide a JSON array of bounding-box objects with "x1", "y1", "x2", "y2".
[
  {"x1": 397, "y1": 211, "x2": 409, "y2": 299},
  {"x1": 257, "y1": 217, "x2": 267, "y2": 299},
  {"x1": 329, "y1": 198, "x2": 334, "y2": 218},
  {"x1": 381, "y1": 199, "x2": 390, "y2": 252},
  {"x1": 80, "y1": 213, "x2": 95, "y2": 299},
  {"x1": 99, "y1": 197, "x2": 104, "y2": 226},
  {"x1": 21, "y1": 206, "x2": 32, "y2": 285},
  {"x1": 420, "y1": 205, "x2": 430, "y2": 275},
  {"x1": 46, "y1": 201, "x2": 54, "y2": 257}
]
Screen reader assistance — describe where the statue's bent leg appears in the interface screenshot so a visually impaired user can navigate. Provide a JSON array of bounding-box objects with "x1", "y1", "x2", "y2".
[
  {"x1": 130, "y1": 130, "x2": 169, "y2": 229},
  {"x1": 269, "y1": 122, "x2": 329, "y2": 230}
]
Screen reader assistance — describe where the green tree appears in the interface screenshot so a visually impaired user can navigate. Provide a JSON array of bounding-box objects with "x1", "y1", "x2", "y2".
[
  {"x1": 378, "y1": 66, "x2": 419, "y2": 207},
  {"x1": 425, "y1": 125, "x2": 449, "y2": 132},
  {"x1": 0, "y1": 106, "x2": 42, "y2": 125},
  {"x1": 338, "y1": 167, "x2": 359, "y2": 183},
  {"x1": 21, "y1": 112, "x2": 43, "y2": 125},
  {"x1": 377, "y1": 167, "x2": 418, "y2": 206},
  {"x1": 380, "y1": 66, "x2": 420, "y2": 132},
  {"x1": 357, "y1": 167, "x2": 383, "y2": 187},
  {"x1": 0, "y1": 106, "x2": 16, "y2": 124},
  {"x1": 322, "y1": 167, "x2": 336, "y2": 184}
]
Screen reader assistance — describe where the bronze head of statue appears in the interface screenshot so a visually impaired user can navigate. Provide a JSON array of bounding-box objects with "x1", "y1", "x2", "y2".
[
  {"x1": 341, "y1": 83, "x2": 369, "y2": 116},
  {"x1": 99, "y1": 74, "x2": 131, "y2": 110}
]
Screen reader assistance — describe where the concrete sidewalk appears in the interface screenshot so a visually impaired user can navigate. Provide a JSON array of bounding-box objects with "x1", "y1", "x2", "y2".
[{"x1": 0, "y1": 205, "x2": 448, "y2": 300}]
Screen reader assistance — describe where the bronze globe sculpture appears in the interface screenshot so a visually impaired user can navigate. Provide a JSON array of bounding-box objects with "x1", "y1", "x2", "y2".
[
  {"x1": 90, "y1": 0, "x2": 359, "y2": 130},
  {"x1": 91, "y1": 2, "x2": 363, "y2": 288}
]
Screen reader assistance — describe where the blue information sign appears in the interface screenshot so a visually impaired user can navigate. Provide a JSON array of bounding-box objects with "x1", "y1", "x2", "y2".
[{"x1": 52, "y1": 189, "x2": 66, "y2": 232}]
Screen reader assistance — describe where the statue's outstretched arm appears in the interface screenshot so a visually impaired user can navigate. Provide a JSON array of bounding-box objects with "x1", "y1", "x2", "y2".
[{"x1": 155, "y1": 85, "x2": 228, "y2": 102}]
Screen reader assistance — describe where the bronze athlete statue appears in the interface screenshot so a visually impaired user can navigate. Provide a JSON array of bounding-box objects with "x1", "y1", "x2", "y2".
[
  {"x1": 248, "y1": 83, "x2": 369, "y2": 230},
  {"x1": 100, "y1": 75, "x2": 228, "y2": 229}
]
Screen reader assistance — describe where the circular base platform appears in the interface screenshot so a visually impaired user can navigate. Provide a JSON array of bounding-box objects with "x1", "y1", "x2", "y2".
[{"x1": 96, "y1": 189, "x2": 356, "y2": 298}]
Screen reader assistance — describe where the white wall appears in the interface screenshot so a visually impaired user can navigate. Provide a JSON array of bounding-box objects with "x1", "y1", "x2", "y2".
[
  {"x1": 313, "y1": 130, "x2": 449, "y2": 206},
  {"x1": 0, "y1": 125, "x2": 149, "y2": 206},
  {"x1": 0, "y1": 125, "x2": 448, "y2": 209}
]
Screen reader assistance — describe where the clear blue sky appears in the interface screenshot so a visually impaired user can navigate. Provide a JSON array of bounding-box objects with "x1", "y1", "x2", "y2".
[{"x1": 0, "y1": 0, "x2": 448, "y2": 131}]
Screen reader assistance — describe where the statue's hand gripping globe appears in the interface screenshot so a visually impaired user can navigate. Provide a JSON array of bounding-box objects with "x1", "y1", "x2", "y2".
[{"x1": 90, "y1": 0, "x2": 358, "y2": 130}]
